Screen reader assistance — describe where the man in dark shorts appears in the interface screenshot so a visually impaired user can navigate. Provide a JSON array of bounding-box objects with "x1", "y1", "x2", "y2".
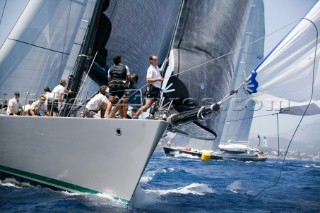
[
  {"x1": 134, "y1": 55, "x2": 168, "y2": 118},
  {"x1": 107, "y1": 55, "x2": 130, "y2": 118}
]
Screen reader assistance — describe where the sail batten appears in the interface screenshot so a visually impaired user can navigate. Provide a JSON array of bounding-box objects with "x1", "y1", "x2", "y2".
[{"x1": 8, "y1": 38, "x2": 70, "y2": 54}]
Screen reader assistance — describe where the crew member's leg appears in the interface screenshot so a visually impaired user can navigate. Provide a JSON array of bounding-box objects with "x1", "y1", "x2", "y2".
[
  {"x1": 134, "y1": 99, "x2": 154, "y2": 118},
  {"x1": 120, "y1": 97, "x2": 129, "y2": 119}
]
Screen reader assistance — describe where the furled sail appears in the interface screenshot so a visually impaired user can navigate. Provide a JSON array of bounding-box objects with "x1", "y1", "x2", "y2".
[{"x1": 246, "y1": 1, "x2": 320, "y2": 115}]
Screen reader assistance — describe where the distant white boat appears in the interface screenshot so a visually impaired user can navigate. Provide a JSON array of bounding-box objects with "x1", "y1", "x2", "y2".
[
  {"x1": 163, "y1": 139, "x2": 266, "y2": 162},
  {"x1": 218, "y1": 142, "x2": 267, "y2": 161}
]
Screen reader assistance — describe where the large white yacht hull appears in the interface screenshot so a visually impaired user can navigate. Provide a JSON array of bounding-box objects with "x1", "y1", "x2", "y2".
[{"x1": 0, "y1": 116, "x2": 168, "y2": 203}]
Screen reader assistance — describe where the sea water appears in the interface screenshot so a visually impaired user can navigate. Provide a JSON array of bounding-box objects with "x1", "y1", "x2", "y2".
[{"x1": 0, "y1": 150, "x2": 319, "y2": 212}]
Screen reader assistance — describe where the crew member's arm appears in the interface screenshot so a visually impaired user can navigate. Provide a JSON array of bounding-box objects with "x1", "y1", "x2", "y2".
[
  {"x1": 58, "y1": 92, "x2": 63, "y2": 103},
  {"x1": 147, "y1": 76, "x2": 163, "y2": 83},
  {"x1": 18, "y1": 102, "x2": 23, "y2": 114},
  {"x1": 9, "y1": 105, "x2": 15, "y2": 115},
  {"x1": 108, "y1": 68, "x2": 111, "y2": 83},
  {"x1": 29, "y1": 102, "x2": 37, "y2": 116},
  {"x1": 125, "y1": 65, "x2": 130, "y2": 85}
]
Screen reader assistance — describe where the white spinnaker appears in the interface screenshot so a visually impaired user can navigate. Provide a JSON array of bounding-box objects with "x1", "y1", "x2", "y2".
[{"x1": 246, "y1": 2, "x2": 320, "y2": 115}]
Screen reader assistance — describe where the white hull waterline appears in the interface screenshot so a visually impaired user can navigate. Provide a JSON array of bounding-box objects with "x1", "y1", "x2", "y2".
[{"x1": 0, "y1": 116, "x2": 168, "y2": 203}]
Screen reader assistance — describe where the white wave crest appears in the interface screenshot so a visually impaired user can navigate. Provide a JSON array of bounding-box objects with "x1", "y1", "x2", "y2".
[
  {"x1": 227, "y1": 181, "x2": 242, "y2": 193},
  {"x1": 0, "y1": 177, "x2": 31, "y2": 188},
  {"x1": 173, "y1": 152, "x2": 199, "y2": 159},
  {"x1": 140, "y1": 170, "x2": 156, "y2": 183},
  {"x1": 145, "y1": 183, "x2": 216, "y2": 196},
  {"x1": 61, "y1": 191, "x2": 127, "y2": 207},
  {"x1": 141, "y1": 168, "x2": 175, "y2": 183},
  {"x1": 303, "y1": 163, "x2": 320, "y2": 168}
]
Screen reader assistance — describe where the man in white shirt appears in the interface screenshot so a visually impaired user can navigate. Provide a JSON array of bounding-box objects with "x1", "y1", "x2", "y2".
[
  {"x1": 134, "y1": 55, "x2": 168, "y2": 118},
  {"x1": 84, "y1": 85, "x2": 112, "y2": 118},
  {"x1": 50, "y1": 79, "x2": 72, "y2": 116},
  {"x1": 30, "y1": 95, "x2": 48, "y2": 116},
  {"x1": 7, "y1": 91, "x2": 23, "y2": 116},
  {"x1": 22, "y1": 99, "x2": 35, "y2": 116}
]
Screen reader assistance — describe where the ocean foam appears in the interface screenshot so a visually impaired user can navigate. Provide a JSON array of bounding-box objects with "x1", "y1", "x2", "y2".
[
  {"x1": 145, "y1": 183, "x2": 216, "y2": 196},
  {"x1": 227, "y1": 181, "x2": 242, "y2": 193}
]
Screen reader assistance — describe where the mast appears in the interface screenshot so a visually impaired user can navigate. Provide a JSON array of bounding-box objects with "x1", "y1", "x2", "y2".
[{"x1": 61, "y1": 0, "x2": 106, "y2": 117}]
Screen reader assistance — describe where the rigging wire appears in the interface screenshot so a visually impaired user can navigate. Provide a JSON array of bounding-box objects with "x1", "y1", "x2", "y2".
[
  {"x1": 66, "y1": 0, "x2": 114, "y2": 116},
  {"x1": 222, "y1": 112, "x2": 277, "y2": 124},
  {"x1": 166, "y1": 18, "x2": 300, "y2": 80},
  {"x1": 153, "y1": 13, "x2": 318, "y2": 198},
  {"x1": 134, "y1": 18, "x2": 302, "y2": 97},
  {"x1": 243, "y1": 17, "x2": 318, "y2": 199},
  {"x1": 90, "y1": 5, "x2": 303, "y2": 104},
  {"x1": 0, "y1": 0, "x2": 7, "y2": 25},
  {"x1": 75, "y1": 5, "x2": 314, "y2": 120},
  {"x1": 67, "y1": 51, "x2": 98, "y2": 117}
]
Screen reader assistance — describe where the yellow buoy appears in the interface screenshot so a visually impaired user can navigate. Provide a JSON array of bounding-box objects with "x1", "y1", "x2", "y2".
[{"x1": 201, "y1": 152, "x2": 211, "y2": 162}]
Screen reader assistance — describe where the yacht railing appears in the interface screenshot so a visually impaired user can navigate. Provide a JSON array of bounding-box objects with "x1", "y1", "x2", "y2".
[{"x1": 1, "y1": 88, "x2": 145, "y2": 118}]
